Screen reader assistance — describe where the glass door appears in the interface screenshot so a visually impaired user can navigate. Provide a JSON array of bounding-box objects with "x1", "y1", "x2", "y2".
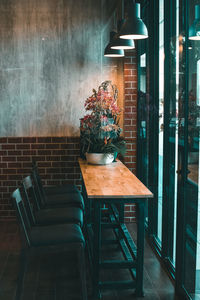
[
  {"x1": 176, "y1": 1, "x2": 200, "y2": 298},
  {"x1": 163, "y1": 0, "x2": 179, "y2": 267},
  {"x1": 183, "y1": 0, "x2": 199, "y2": 295},
  {"x1": 138, "y1": 0, "x2": 200, "y2": 298},
  {"x1": 137, "y1": 1, "x2": 151, "y2": 225}
]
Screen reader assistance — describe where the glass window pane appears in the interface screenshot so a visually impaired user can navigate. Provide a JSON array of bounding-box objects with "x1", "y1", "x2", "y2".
[
  {"x1": 171, "y1": 0, "x2": 180, "y2": 266},
  {"x1": 197, "y1": 160, "x2": 200, "y2": 293},
  {"x1": 158, "y1": 0, "x2": 164, "y2": 244},
  {"x1": 183, "y1": 1, "x2": 200, "y2": 297}
]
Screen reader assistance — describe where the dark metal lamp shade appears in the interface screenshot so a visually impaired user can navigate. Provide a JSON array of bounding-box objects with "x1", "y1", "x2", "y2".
[
  {"x1": 189, "y1": 5, "x2": 200, "y2": 40},
  {"x1": 104, "y1": 31, "x2": 125, "y2": 57},
  {"x1": 111, "y1": 20, "x2": 135, "y2": 49},
  {"x1": 119, "y1": 2, "x2": 148, "y2": 40},
  {"x1": 111, "y1": 36, "x2": 135, "y2": 49}
]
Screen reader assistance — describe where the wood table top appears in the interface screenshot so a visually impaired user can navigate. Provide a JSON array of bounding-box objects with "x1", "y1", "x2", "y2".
[{"x1": 78, "y1": 158, "x2": 153, "y2": 199}]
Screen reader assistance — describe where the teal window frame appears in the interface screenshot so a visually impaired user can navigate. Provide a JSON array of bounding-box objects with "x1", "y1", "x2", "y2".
[{"x1": 137, "y1": 1, "x2": 199, "y2": 299}]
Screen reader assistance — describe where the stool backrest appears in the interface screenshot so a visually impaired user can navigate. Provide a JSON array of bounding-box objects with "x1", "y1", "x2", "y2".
[
  {"x1": 12, "y1": 188, "x2": 31, "y2": 246},
  {"x1": 32, "y1": 165, "x2": 46, "y2": 206},
  {"x1": 22, "y1": 176, "x2": 41, "y2": 225}
]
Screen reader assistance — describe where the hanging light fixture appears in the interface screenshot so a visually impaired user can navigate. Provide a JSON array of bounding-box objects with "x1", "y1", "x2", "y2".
[
  {"x1": 189, "y1": 4, "x2": 200, "y2": 40},
  {"x1": 111, "y1": 20, "x2": 135, "y2": 50},
  {"x1": 111, "y1": 2, "x2": 135, "y2": 50},
  {"x1": 119, "y1": 0, "x2": 148, "y2": 40},
  {"x1": 104, "y1": 31, "x2": 125, "y2": 57}
]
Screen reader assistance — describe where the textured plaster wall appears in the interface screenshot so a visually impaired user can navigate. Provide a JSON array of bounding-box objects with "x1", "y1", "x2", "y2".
[{"x1": 0, "y1": 0, "x2": 123, "y2": 137}]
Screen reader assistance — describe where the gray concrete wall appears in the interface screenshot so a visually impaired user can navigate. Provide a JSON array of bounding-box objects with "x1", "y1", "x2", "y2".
[{"x1": 0, "y1": 0, "x2": 124, "y2": 137}]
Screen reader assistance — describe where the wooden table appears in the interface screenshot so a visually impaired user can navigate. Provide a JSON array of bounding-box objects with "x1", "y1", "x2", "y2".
[{"x1": 78, "y1": 158, "x2": 153, "y2": 299}]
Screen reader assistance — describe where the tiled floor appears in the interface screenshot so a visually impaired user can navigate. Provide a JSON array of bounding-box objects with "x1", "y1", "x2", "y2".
[{"x1": 0, "y1": 221, "x2": 179, "y2": 300}]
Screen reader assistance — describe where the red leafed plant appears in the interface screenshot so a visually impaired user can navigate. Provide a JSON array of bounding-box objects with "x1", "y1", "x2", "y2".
[{"x1": 80, "y1": 80, "x2": 126, "y2": 158}]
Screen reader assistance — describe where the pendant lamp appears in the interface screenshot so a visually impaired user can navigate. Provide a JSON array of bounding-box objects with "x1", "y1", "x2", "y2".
[
  {"x1": 119, "y1": 1, "x2": 148, "y2": 40},
  {"x1": 111, "y1": 20, "x2": 135, "y2": 50},
  {"x1": 104, "y1": 31, "x2": 125, "y2": 57},
  {"x1": 189, "y1": 5, "x2": 200, "y2": 40}
]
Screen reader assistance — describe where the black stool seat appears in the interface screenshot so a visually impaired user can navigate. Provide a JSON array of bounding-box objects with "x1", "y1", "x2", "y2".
[
  {"x1": 30, "y1": 223, "x2": 85, "y2": 247},
  {"x1": 44, "y1": 184, "x2": 79, "y2": 195},
  {"x1": 35, "y1": 207, "x2": 83, "y2": 227},
  {"x1": 44, "y1": 190, "x2": 84, "y2": 210}
]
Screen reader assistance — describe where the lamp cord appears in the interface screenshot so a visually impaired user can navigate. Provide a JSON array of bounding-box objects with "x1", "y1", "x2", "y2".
[
  {"x1": 125, "y1": 0, "x2": 135, "y2": 13},
  {"x1": 127, "y1": 0, "x2": 135, "y2": 4},
  {"x1": 122, "y1": 0, "x2": 124, "y2": 18}
]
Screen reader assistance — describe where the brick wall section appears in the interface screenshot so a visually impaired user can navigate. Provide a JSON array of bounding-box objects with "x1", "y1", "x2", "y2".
[
  {"x1": 0, "y1": 134, "x2": 137, "y2": 222},
  {"x1": 123, "y1": 49, "x2": 137, "y2": 222},
  {"x1": 0, "y1": 137, "x2": 81, "y2": 220}
]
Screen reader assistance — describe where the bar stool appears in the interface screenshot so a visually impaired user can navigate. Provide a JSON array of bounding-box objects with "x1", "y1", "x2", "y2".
[
  {"x1": 12, "y1": 188, "x2": 87, "y2": 300},
  {"x1": 32, "y1": 164, "x2": 85, "y2": 210},
  {"x1": 22, "y1": 176, "x2": 83, "y2": 227}
]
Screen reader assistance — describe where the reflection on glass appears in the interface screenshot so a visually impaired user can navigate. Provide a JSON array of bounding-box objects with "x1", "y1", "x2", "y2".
[
  {"x1": 139, "y1": 52, "x2": 148, "y2": 223},
  {"x1": 197, "y1": 148, "x2": 200, "y2": 293},
  {"x1": 140, "y1": 54, "x2": 146, "y2": 93},
  {"x1": 195, "y1": 59, "x2": 200, "y2": 296},
  {"x1": 196, "y1": 60, "x2": 200, "y2": 106},
  {"x1": 172, "y1": 0, "x2": 179, "y2": 266},
  {"x1": 186, "y1": 2, "x2": 200, "y2": 297},
  {"x1": 158, "y1": 0, "x2": 164, "y2": 244},
  {"x1": 188, "y1": 53, "x2": 200, "y2": 185}
]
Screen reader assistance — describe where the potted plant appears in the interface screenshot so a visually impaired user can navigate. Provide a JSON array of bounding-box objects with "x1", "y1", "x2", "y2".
[{"x1": 80, "y1": 80, "x2": 126, "y2": 164}]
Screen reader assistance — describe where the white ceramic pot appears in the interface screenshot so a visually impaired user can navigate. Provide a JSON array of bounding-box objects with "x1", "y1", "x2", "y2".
[{"x1": 86, "y1": 153, "x2": 114, "y2": 165}]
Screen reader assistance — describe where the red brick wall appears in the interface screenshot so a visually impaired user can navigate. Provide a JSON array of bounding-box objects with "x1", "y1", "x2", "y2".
[
  {"x1": 123, "y1": 49, "x2": 137, "y2": 222},
  {"x1": 0, "y1": 137, "x2": 81, "y2": 219},
  {"x1": 0, "y1": 135, "x2": 137, "y2": 222},
  {"x1": 0, "y1": 50, "x2": 138, "y2": 222}
]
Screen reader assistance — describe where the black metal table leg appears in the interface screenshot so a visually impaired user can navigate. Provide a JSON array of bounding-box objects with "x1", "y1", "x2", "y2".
[
  {"x1": 93, "y1": 200, "x2": 101, "y2": 299},
  {"x1": 135, "y1": 201, "x2": 145, "y2": 297},
  {"x1": 82, "y1": 180, "x2": 91, "y2": 224},
  {"x1": 118, "y1": 203, "x2": 125, "y2": 224}
]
